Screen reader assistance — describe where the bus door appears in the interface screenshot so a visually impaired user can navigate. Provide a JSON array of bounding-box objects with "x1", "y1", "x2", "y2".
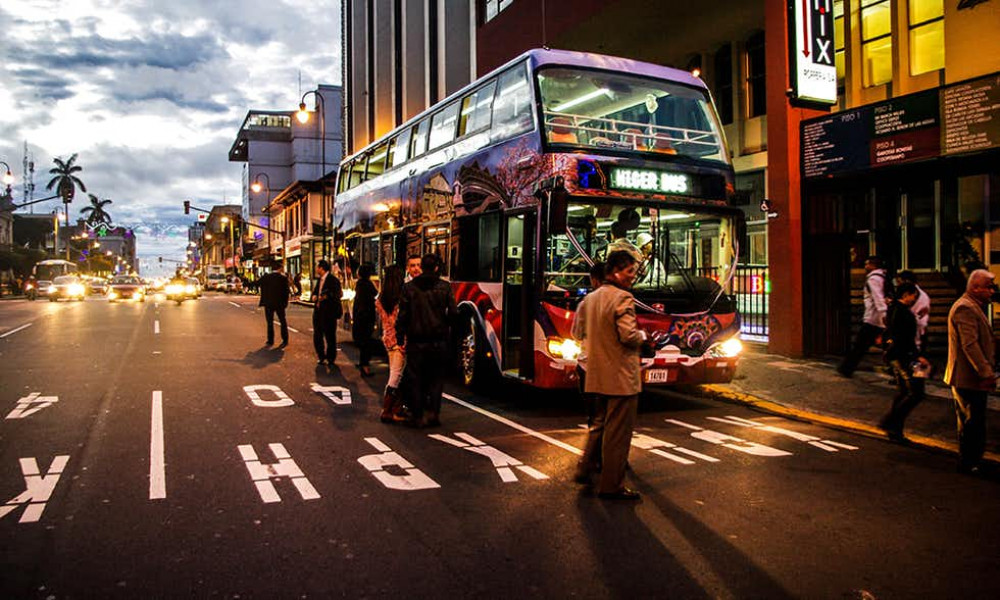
[{"x1": 502, "y1": 209, "x2": 537, "y2": 378}]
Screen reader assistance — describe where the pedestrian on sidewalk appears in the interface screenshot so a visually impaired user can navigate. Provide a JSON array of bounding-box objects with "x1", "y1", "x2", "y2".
[
  {"x1": 573, "y1": 250, "x2": 650, "y2": 501},
  {"x1": 352, "y1": 263, "x2": 378, "y2": 378},
  {"x1": 896, "y1": 270, "x2": 931, "y2": 352},
  {"x1": 944, "y1": 269, "x2": 997, "y2": 474},
  {"x1": 838, "y1": 256, "x2": 889, "y2": 377},
  {"x1": 312, "y1": 259, "x2": 343, "y2": 365},
  {"x1": 396, "y1": 254, "x2": 457, "y2": 428},
  {"x1": 878, "y1": 282, "x2": 928, "y2": 439},
  {"x1": 377, "y1": 265, "x2": 407, "y2": 422},
  {"x1": 258, "y1": 262, "x2": 290, "y2": 347},
  {"x1": 405, "y1": 254, "x2": 422, "y2": 282}
]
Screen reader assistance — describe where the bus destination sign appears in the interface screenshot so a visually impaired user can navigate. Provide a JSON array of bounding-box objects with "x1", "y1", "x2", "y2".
[{"x1": 609, "y1": 168, "x2": 691, "y2": 195}]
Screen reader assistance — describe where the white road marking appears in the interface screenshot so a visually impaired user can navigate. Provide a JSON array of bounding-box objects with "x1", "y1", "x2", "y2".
[
  {"x1": 154, "y1": 320, "x2": 160, "y2": 334},
  {"x1": 238, "y1": 443, "x2": 320, "y2": 503},
  {"x1": 5, "y1": 392, "x2": 58, "y2": 420},
  {"x1": 665, "y1": 419, "x2": 792, "y2": 457},
  {"x1": 150, "y1": 391, "x2": 166, "y2": 500},
  {"x1": 310, "y1": 383, "x2": 351, "y2": 405},
  {"x1": 0, "y1": 323, "x2": 33, "y2": 338},
  {"x1": 443, "y1": 393, "x2": 583, "y2": 456},
  {"x1": 287, "y1": 326, "x2": 300, "y2": 333},
  {"x1": 228, "y1": 301, "x2": 241, "y2": 308},
  {"x1": 428, "y1": 432, "x2": 549, "y2": 483},
  {"x1": 630, "y1": 432, "x2": 720, "y2": 464},
  {"x1": 707, "y1": 415, "x2": 859, "y2": 452},
  {"x1": 243, "y1": 385, "x2": 295, "y2": 407},
  {"x1": 358, "y1": 437, "x2": 440, "y2": 491},
  {"x1": 0, "y1": 456, "x2": 70, "y2": 523}
]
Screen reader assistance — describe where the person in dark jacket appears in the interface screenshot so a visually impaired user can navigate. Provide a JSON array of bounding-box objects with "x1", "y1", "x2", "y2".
[
  {"x1": 878, "y1": 282, "x2": 928, "y2": 440},
  {"x1": 352, "y1": 264, "x2": 378, "y2": 377},
  {"x1": 313, "y1": 259, "x2": 344, "y2": 365},
  {"x1": 258, "y1": 262, "x2": 291, "y2": 347},
  {"x1": 396, "y1": 253, "x2": 457, "y2": 427}
]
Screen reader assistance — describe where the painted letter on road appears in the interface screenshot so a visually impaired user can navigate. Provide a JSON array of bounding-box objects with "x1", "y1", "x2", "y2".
[{"x1": 0, "y1": 456, "x2": 70, "y2": 523}]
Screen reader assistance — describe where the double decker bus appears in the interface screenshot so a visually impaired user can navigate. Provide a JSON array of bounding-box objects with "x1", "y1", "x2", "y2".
[{"x1": 335, "y1": 48, "x2": 744, "y2": 390}]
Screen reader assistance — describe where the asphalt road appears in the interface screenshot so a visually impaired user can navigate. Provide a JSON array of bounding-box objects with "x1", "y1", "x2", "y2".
[{"x1": 1, "y1": 293, "x2": 999, "y2": 599}]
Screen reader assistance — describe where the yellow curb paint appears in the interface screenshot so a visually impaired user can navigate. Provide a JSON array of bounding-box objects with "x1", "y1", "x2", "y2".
[{"x1": 701, "y1": 384, "x2": 1000, "y2": 464}]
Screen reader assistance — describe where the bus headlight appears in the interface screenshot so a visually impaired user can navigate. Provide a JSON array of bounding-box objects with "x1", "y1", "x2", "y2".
[
  {"x1": 710, "y1": 337, "x2": 743, "y2": 358},
  {"x1": 547, "y1": 337, "x2": 581, "y2": 360}
]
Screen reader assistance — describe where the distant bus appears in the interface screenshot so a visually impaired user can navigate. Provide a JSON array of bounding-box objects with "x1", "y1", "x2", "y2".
[
  {"x1": 205, "y1": 265, "x2": 226, "y2": 290},
  {"x1": 335, "y1": 48, "x2": 744, "y2": 390},
  {"x1": 33, "y1": 259, "x2": 78, "y2": 282}
]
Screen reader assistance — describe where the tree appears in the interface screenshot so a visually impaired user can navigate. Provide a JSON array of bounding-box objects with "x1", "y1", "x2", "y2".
[
  {"x1": 80, "y1": 194, "x2": 113, "y2": 228},
  {"x1": 46, "y1": 154, "x2": 87, "y2": 226}
]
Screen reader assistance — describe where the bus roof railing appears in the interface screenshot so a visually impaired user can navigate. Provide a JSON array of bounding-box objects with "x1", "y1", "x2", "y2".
[{"x1": 544, "y1": 112, "x2": 721, "y2": 150}]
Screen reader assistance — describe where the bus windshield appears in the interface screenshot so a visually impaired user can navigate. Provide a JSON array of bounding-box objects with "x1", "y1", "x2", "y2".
[
  {"x1": 538, "y1": 67, "x2": 729, "y2": 164},
  {"x1": 546, "y1": 202, "x2": 740, "y2": 312}
]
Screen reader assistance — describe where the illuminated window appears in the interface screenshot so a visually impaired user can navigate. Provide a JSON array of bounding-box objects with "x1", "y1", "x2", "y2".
[
  {"x1": 909, "y1": 0, "x2": 944, "y2": 75},
  {"x1": 458, "y1": 81, "x2": 497, "y2": 137},
  {"x1": 428, "y1": 102, "x2": 460, "y2": 150},
  {"x1": 483, "y1": 0, "x2": 513, "y2": 23},
  {"x1": 861, "y1": 0, "x2": 892, "y2": 87},
  {"x1": 834, "y1": 0, "x2": 846, "y2": 86},
  {"x1": 746, "y1": 32, "x2": 766, "y2": 118}
]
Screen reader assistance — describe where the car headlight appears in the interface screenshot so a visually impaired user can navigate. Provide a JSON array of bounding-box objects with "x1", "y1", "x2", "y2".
[
  {"x1": 185, "y1": 285, "x2": 195, "y2": 294},
  {"x1": 108, "y1": 291, "x2": 118, "y2": 299},
  {"x1": 133, "y1": 291, "x2": 144, "y2": 299},
  {"x1": 710, "y1": 337, "x2": 743, "y2": 358},
  {"x1": 546, "y1": 337, "x2": 581, "y2": 360},
  {"x1": 166, "y1": 284, "x2": 183, "y2": 295},
  {"x1": 68, "y1": 284, "x2": 85, "y2": 296},
  {"x1": 48, "y1": 285, "x2": 57, "y2": 294}
]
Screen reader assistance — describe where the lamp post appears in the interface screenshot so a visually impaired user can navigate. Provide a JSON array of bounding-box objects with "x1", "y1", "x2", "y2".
[
  {"x1": 0, "y1": 161, "x2": 14, "y2": 199},
  {"x1": 251, "y1": 173, "x2": 272, "y2": 267},
  {"x1": 296, "y1": 90, "x2": 330, "y2": 260}
]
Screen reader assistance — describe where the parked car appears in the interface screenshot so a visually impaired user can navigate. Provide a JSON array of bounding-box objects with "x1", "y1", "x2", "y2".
[
  {"x1": 47, "y1": 275, "x2": 87, "y2": 302},
  {"x1": 224, "y1": 276, "x2": 243, "y2": 294},
  {"x1": 107, "y1": 275, "x2": 146, "y2": 302}
]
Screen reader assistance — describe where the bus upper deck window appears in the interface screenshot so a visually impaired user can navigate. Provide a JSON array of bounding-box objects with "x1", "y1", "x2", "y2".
[
  {"x1": 429, "y1": 102, "x2": 460, "y2": 150},
  {"x1": 392, "y1": 128, "x2": 411, "y2": 166},
  {"x1": 458, "y1": 81, "x2": 497, "y2": 137},
  {"x1": 491, "y1": 65, "x2": 533, "y2": 142},
  {"x1": 410, "y1": 120, "x2": 430, "y2": 157}
]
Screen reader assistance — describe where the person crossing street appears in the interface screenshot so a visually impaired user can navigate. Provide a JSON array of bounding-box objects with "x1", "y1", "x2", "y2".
[{"x1": 258, "y1": 262, "x2": 290, "y2": 347}]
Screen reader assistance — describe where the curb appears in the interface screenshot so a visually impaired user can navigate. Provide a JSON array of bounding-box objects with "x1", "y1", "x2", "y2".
[{"x1": 697, "y1": 383, "x2": 1000, "y2": 466}]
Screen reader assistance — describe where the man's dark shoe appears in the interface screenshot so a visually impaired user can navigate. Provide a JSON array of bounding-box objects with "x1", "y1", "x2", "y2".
[
  {"x1": 278, "y1": 341, "x2": 288, "y2": 348},
  {"x1": 573, "y1": 472, "x2": 592, "y2": 485},
  {"x1": 317, "y1": 358, "x2": 327, "y2": 365},
  {"x1": 265, "y1": 340, "x2": 273, "y2": 346},
  {"x1": 598, "y1": 488, "x2": 641, "y2": 501}
]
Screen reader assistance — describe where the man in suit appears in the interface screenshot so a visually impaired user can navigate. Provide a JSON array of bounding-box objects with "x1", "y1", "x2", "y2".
[
  {"x1": 944, "y1": 269, "x2": 997, "y2": 474},
  {"x1": 313, "y1": 259, "x2": 343, "y2": 365},
  {"x1": 258, "y1": 262, "x2": 291, "y2": 347},
  {"x1": 572, "y1": 250, "x2": 651, "y2": 500}
]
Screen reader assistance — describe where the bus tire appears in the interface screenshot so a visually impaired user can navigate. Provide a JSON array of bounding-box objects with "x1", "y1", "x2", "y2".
[{"x1": 458, "y1": 316, "x2": 495, "y2": 391}]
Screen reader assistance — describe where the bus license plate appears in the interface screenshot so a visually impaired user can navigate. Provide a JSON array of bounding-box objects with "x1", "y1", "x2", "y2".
[{"x1": 644, "y1": 369, "x2": 671, "y2": 383}]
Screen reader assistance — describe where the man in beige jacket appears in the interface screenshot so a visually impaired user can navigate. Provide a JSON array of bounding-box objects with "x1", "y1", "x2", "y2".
[
  {"x1": 572, "y1": 250, "x2": 649, "y2": 500},
  {"x1": 943, "y1": 269, "x2": 997, "y2": 474}
]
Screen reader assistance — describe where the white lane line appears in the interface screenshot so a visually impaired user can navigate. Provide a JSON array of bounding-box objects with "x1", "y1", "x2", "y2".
[
  {"x1": 443, "y1": 393, "x2": 583, "y2": 456},
  {"x1": 0, "y1": 323, "x2": 33, "y2": 339},
  {"x1": 150, "y1": 391, "x2": 166, "y2": 500},
  {"x1": 228, "y1": 301, "x2": 241, "y2": 308},
  {"x1": 154, "y1": 320, "x2": 160, "y2": 334},
  {"x1": 288, "y1": 326, "x2": 300, "y2": 333}
]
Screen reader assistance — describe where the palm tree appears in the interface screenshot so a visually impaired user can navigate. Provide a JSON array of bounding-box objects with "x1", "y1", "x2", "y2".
[
  {"x1": 46, "y1": 154, "x2": 87, "y2": 226},
  {"x1": 81, "y1": 194, "x2": 113, "y2": 228}
]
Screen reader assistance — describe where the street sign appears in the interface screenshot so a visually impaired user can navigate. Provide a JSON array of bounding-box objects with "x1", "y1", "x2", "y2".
[{"x1": 789, "y1": 0, "x2": 838, "y2": 106}]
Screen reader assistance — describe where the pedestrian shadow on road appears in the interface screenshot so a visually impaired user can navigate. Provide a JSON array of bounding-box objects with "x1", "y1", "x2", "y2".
[{"x1": 237, "y1": 346, "x2": 286, "y2": 369}]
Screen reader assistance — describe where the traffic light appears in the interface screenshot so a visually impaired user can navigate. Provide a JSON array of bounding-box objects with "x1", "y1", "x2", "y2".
[{"x1": 183, "y1": 200, "x2": 190, "y2": 215}]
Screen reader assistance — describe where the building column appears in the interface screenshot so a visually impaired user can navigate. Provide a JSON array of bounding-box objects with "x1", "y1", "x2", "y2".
[{"x1": 764, "y1": 0, "x2": 825, "y2": 357}]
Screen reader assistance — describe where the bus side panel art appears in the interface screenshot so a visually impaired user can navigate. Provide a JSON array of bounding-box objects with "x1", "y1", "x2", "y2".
[{"x1": 453, "y1": 281, "x2": 504, "y2": 369}]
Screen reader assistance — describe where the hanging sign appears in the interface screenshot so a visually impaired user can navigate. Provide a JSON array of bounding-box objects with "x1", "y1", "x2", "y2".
[{"x1": 789, "y1": 0, "x2": 838, "y2": 106}]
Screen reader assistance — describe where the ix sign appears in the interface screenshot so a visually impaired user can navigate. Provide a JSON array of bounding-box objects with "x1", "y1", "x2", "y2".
[{"x1": 789, "y1": 0, "x2": 838, "y2": 106}]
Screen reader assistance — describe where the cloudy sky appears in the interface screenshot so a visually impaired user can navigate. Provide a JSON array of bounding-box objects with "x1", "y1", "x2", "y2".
[{"x1": 0, "y1": 0, "x2": 341, "y2": 275}]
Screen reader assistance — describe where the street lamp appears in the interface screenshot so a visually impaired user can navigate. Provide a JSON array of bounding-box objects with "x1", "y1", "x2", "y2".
[
  {"x1": 0, "y1": 161, "x2": 14, "y2": 198},
  {"x1": 297, "y1": 89, "x2": 330, "y2": 260},
  {"x1": 251, "y1": 173, "x2": 273, "y2": 266}
]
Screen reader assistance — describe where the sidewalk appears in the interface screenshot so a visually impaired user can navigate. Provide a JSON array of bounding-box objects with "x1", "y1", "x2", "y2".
[{"x1": 699, "y1": 345, "x2": 1000, "y2": 464}]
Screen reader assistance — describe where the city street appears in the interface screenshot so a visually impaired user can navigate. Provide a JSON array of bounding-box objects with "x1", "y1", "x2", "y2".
[{"x1": 1, "y1": 295, "x2": 999, "y2": 598}]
